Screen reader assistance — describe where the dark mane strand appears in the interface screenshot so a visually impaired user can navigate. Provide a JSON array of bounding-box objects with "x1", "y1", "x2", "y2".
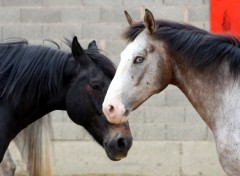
[
  {"x1": 123, "y1": 20, "x2": 240, "y2": 76},
  {"x1": 0, "y1": 38, "x2": 28, "y2": 45},
  {"x1": 43, "y1": 39, "x2": 60, "y2": 49}
]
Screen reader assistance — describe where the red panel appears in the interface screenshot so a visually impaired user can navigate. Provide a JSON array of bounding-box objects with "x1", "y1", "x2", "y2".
[{"x1": 211, "y1": 0, "x2": 240, "y2": 37}]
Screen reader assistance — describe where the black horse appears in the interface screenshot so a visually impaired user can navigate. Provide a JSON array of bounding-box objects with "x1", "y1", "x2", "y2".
[{"x1": 0, "y1": 36, "x2": 132, "y2": 166}]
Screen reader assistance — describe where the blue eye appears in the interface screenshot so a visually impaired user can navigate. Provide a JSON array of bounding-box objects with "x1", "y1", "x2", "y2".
[{"x1": 134, "y1": 56, "x2": 144, "y2": 63}]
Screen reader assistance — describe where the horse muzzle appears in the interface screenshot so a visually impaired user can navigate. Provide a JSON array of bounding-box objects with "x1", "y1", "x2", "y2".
[
  {"x1": 102, "y1": 98, "x2": 129, "y2": 124},
  {"x1": 103, "y1": 133, "x2": 132, "y2": 161}
]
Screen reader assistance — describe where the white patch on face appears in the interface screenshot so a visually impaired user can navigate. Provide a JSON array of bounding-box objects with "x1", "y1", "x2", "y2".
[{"x1": 104, "y1": 32, "x2": 149, "y2": 107}]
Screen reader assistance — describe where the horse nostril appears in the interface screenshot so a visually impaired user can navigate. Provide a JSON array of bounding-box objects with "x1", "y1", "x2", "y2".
[
  {"x1": 117, "y1": 137, "x2": 127, "y2": 150},
  {"x1": 109, "y1": 105, "x2": 114, "y2": 113}
]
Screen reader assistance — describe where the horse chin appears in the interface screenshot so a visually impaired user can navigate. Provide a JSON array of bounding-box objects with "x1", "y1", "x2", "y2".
[
  {"x1": 103, "y1": 143, "x2": 127, "y2": 161},
  {"x1": 105, "y1": 151, "x2": 126, "y2": 161},
  {"x1": 132, "y1": 99, "x2": 146, "y2": 111},
  {"x1": 106, "y1": 153, "x2": 124, "y2": 161}
]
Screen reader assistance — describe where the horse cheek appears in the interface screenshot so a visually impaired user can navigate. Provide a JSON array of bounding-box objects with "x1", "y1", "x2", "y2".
[
  {"x1": 65, "y1": 87, "x2": 83, "y2": 125},
  {"x1": 157, "y1": 54, "x2": 173, "y2": 92}
]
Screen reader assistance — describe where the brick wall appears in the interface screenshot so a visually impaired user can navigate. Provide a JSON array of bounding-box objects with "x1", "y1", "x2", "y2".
[{"x1": 0, "y1": 0, "x2": 227, "y2": 175}]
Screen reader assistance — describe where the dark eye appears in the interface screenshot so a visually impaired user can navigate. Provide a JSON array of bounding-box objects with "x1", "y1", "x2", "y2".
[
  {"x1": 91, "y1": 84, "x2": 101, "y2": 90},
  {"x1": 89, "y1": 80, "x2": 103, "y2": 91},
  {"x1": 134, "y1": 56, "x2": 144, "y2": 64}
]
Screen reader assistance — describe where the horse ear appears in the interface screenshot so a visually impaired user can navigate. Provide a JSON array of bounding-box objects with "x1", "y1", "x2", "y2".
[
  {"x1": 144, "y1": 9, "x2": 156, "y2": 34},
  {"x1": 124, "y1": 11, "x2": 135, "y2": 26},
  {"x1": 88, "y1": 40, "x2": 98, "y2": 50},
  {"x1": 72, "y1": 36, "x2": 89, "y2": 65}
]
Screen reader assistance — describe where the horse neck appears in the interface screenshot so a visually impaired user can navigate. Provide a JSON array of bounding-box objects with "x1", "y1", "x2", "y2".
[
  {"x1": 16, "y1": 93, "x2": 66, "y2": 128},
  {"x1": 170, "y1": 55, "x2": 240, "y2": 132}
]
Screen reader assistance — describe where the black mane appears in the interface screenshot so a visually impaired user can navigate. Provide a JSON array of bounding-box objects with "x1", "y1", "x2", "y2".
[
  {"x1": 0, "y1": 40, "x2": 70, "y2": 106},
  {"x1": 123, "y1": 20, "x2": 240, "y2": 76}
]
